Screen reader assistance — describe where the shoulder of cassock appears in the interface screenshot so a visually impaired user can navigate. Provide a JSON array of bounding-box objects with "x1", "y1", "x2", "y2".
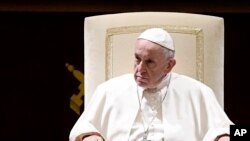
[
  {"x1": 170, "y1": 72, "x2": 214, "y2": 94},
  {"x1": 170, "y1": 73, "x2": 232, "y2": 141}
]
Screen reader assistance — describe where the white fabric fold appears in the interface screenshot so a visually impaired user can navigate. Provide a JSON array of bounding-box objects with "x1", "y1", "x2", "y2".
[{"x1": 69, "y1": 73, "x2": 233, "y2": 141}]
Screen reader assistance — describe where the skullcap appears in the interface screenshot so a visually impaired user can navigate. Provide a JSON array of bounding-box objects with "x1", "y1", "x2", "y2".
[{"x1": 138, "y1": 28, "x2": 175, "y2": 51}]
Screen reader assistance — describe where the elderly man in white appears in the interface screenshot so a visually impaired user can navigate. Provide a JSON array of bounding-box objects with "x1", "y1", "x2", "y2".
[{"x1": 69, "y1": 28, "x2": 233, "y2": 141}]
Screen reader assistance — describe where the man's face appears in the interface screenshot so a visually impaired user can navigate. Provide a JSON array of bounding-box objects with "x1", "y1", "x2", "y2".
[{"x1": 134, "y1": 39, "x2": 174, "y2": 89}]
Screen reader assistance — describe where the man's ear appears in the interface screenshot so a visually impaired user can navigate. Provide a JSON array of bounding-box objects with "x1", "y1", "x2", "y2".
[{"x1": 165, "y1": 58, "x2": 176, "y2": 73}]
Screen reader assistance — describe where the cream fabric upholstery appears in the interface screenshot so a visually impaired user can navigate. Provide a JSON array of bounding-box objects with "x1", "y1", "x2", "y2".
[{"x1": 84, "y1": 12, "x2": 224, "y2": 108}]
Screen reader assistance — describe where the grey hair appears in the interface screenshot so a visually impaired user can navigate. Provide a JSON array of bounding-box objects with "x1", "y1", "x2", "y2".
[{"x1": 162, "y1": 47, "x2": 175, "y2": 60}]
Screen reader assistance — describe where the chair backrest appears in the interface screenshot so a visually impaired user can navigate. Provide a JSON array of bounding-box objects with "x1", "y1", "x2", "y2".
[{"x1": 84, "y1": 12, "x2": 224, "y2": 108}]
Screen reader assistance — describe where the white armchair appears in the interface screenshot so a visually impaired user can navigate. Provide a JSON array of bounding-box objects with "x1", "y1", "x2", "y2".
[{"x1": 84, "y1": 12, "x2": 224, "y2": 108}]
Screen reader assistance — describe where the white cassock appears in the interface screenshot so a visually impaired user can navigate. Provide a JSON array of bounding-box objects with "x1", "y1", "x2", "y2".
[{"x1": 69, "y1": 72, "x2": 233, "y2": 141}]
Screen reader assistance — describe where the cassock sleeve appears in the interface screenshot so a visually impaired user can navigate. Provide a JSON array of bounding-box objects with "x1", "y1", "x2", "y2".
[
  {"x1": 69, "y1": 84, "x2": 108, "y2": 141},
  {"x1": 201, "y1": 86, "x2": 234, "y2": 141}
]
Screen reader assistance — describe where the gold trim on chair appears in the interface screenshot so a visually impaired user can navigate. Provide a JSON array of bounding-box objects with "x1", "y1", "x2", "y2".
[{"x1": 105, "y1": 25, "x2": 204, "y2": 82}]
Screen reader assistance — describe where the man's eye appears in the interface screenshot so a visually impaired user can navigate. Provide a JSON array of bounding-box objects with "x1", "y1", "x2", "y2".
[
  {"x1": 146, "y1": 60, "x2": 153, "y2": 64},
  {"x1": 135, "y1": 59, "x2": 140, "y2": 64},
  {"x1": 146, "y1": 60, "x2": 156, "y2": 68}
]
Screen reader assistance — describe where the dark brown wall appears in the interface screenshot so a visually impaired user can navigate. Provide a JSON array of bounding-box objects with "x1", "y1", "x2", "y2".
[{"x1": 0, "y1": 1, "x2": 250, "y2": 141}]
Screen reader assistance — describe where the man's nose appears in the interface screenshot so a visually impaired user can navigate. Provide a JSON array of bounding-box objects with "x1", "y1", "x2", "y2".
[{"x1": 137, "y1": 61, "x2": 146, "y2": 72}]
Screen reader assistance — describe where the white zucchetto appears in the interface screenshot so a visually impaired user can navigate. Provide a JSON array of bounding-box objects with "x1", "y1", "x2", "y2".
[{"x1": 137, "y1": 28, "x2": 175, "y2": 51}]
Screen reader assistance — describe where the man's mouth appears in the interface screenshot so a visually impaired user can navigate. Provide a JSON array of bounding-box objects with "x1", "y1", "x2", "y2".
[{"x1": 136, "y1": 75, "x2": 148, "y2": 82}]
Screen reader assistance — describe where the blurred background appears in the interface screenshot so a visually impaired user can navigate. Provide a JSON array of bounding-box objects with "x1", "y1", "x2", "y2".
[{"x1": 0, "y1": 1, "x2": 250, "y2": 141}]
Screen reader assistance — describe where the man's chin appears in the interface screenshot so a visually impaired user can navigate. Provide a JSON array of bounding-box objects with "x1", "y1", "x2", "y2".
[{"x1": 136, "y1": 81, "x2": 148, "y2": 88}]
